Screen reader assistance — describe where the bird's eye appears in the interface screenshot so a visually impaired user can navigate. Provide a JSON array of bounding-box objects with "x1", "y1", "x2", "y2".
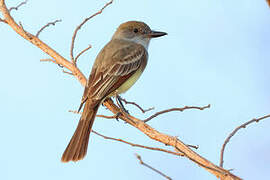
[{"x1": 133, "y1": 28, "x2": 139, "y2": 33}]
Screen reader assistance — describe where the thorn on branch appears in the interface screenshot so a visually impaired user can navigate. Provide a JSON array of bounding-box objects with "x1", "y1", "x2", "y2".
[
  {"x1": 219, "y1": 113, "x2": 270, "y2": 167},
  {"x1": 118, "y1": 96, "x2": 154, "y2": 113},
  {"x1": 187, "y1": 144, "x2": 199, "y2": 149},
  {"x1": 17, "y1": 21, "x2": 32, "y2": 39},
  {"x1": 143, "y1": 104, "x2": 211, "y2": 123},
  {"x1": 135, "y1": 154, "x2": 172, "y2": 180},
  {"x1": 9, "y1": 0, "x2": 27, "y2": 12},
  {"x1": 36, "y1": 19, "x2": 62, "y2": 37},
  {"x1": 70, "y1": 0, "x2": 113, "y2": 63},
  {"x1": 18, "y1": 21, "x2": 24, "y2": 29}
]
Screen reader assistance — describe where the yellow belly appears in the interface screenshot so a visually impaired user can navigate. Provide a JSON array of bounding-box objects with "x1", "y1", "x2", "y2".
[{"x1": 115, "y1": 69, "x2": 143, "y2": 95}]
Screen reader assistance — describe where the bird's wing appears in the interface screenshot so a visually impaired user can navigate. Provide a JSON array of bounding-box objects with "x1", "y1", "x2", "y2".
[{"x1": 78, "y1": 43, "x2": 147, "y2": 111}]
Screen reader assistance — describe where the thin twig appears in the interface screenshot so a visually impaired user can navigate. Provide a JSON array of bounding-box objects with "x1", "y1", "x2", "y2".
[
  {"x1": 68, "y1": 110, "x2": 81, "y2": 114},
  {"x1": 9, "y1": 0, "x2": 27, "y2": 12},
  {"x1": 97, "y1": 114, "x2": 119, "y2": 119},
  {"x1": 40, "y1": 58, "x2": 62, "y2": 67},
  {"x1": 74, "y1": 44, "x2": 92, "y2": 64},
  {"x1": 144, "y1": 104, "x2": 211, "y2": 122},
  {"x1": 119, "y1": 97, "x2": 154, "y2": 113},
  {"x1": 220, "y1": 113, "x2": 270, "y2": 167},
  {"x1": 135, "y1": 154, "x2": 172, "y2": 180},
  {"x1": 36, "y1": 19, "x2": 62, "y2": 37},
  {"x1": 70, "y1": 0, "x2": 113, "y2": 64},
  {"x1": 103, "y1": 99, "x2": 241, "y2": 180},
  {"x1": 187, "y1": 144, "x2": 199, "y2": 149},
  {"x1": 69, "y1": 110, "x2": 119, "y2": 119},
  {"x1": 92, "y1": 130, "x2": 184, "y2": 157},
  {"x1": 62, "y1": 70, "x2": 73, "y2": 75},
  {"x1": 40, "y1": 58, "x2": 56, "y2": 63}
]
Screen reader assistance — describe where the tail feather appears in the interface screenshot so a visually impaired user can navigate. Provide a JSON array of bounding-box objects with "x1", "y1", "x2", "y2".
[{"x1": 61, "y1": 102, "x2": 98, "y2": 162}]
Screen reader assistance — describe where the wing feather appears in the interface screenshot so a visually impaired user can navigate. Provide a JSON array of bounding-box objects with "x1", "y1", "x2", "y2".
[{"x1": 80, "y1": 42, "x2": 147, "y2": 107}]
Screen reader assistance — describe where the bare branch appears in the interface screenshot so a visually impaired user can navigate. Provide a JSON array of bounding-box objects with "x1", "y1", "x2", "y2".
[
  {"x1": 135, "y1": 154, "x2": 172, "y2": 180},
  {"x1": 103, "y1": 99, "x2": 240, "y2": 180},
  {"x1": 70, "y1": 0, "x2": 113, "y2": 64},
  {"x1": 74, "y1": 44, "x2": 92, "y2": 63},
  {"x1": 9, "y1": 0, "x2": 27, "y2": 12},
  {"x1": 36, "y1": 19, "x2": 62, "y2": 37},
  {"x1": 92, "y1": 130, "x2": 184, "y2": 157},
  {"x1": 0, "y1": 0, "x2": 87, "y2": 85},
  {"x1": 144, "y1": 104, "x2": 211, "y2": 123},
  {"x1": 118, "y1": 97, "x2": 154, "y2": 113},
  {"x1": 220, "y1": 113, "x2": 270, "y2": 167},
  {"x1": 1, "y1": 1, "x2": 241, "y2": 179}
]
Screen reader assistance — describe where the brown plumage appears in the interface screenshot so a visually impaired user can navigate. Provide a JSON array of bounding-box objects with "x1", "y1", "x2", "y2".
[
  {"x1": 61, "y1": 100, "x2": 99, "y2": 162},
  {"x1": 61, "y1": 21, "x2": 166, "y2": 162}
]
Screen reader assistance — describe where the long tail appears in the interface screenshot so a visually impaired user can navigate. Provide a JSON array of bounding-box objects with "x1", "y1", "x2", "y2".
[{"x1": 61, "y1": 101, "x2": 99, "y2": 163}]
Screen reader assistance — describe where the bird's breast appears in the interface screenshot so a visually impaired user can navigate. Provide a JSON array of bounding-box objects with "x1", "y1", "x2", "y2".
[{"x1": 116, "y1": 68, "x2": 144, "y2": 94}]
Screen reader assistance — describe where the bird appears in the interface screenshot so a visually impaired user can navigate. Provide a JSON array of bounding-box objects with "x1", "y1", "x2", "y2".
[{"x1": 61, "y1": 21, "x2": 167, "y2": 162}]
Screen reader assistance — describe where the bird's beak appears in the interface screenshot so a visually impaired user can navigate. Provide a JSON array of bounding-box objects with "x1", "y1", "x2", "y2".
[{"x1": 148, "y1": 30, "x2": 167, "y2": 38}]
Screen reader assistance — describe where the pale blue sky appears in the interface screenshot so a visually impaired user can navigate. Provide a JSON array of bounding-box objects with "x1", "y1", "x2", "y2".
[{"x1": 1, "y1": 0, "x2": 270, "y2": 180}]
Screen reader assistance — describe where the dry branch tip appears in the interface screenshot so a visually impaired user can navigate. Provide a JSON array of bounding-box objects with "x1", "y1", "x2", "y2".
[
  {"x1": 143, "y1": 104, "x2": 210, "y2": 123},
  {"x1": 135, "y1": 154, "x2": 172, "y2": 180},
  {"x1": 220, "y1": 113, "x2": 270, "y2": 167},
  {"x1": 70, "y1": 0, "x2": 113, "y2": 63},
  {"x1": 74, "y1": 44, "x2": 92, "y2": 64},
  {"x1": 9, "y1": 0, "x2": 27, "y2": 12},
  {"x1": 36, "y1": 19, "x2": 62, "y2": 37}
]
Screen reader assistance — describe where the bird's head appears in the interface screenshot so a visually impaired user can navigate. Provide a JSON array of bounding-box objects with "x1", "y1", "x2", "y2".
[{"x1": 112, "y1": 21, "x2": 167, "y2": 49}]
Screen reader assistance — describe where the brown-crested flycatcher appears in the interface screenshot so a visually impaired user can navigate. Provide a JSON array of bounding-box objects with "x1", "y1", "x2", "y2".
[{"x1": 61, "y1": 21, "x2": 167, "y2": 162}]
